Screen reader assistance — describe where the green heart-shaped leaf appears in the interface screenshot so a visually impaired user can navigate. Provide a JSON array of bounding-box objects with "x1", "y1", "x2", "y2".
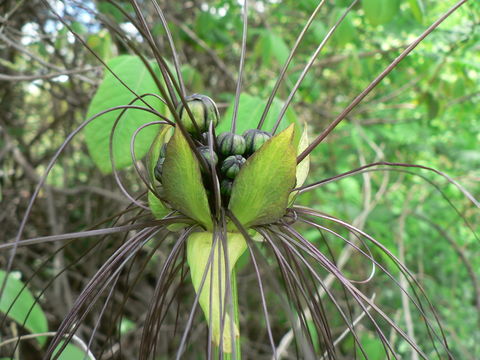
[
  {"x1": 187, "y1": 231, "x2": 246, "y2": 353},
  {"x1": 85, "y1": 55, "x2": 164, "y2": 173},
  {"x1": 161, "y1": 129, "x2": 212, "y2": 230},
  {"x1": 229, "y1": 124, "x2": 296, "y2": 227}
]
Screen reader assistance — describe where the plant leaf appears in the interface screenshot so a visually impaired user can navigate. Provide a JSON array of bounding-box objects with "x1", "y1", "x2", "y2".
[
  {"x1": 85, "y1": 55, "x2": 164, "y2": 173},
  {"x1": 161, "y1": 129, "x2": 212, "y2": 230},
  {"x1": 229, "y1": 124, "x2": 297, "y2": 227},
  {"x1": 362, "y1": 0, "x2": 400, "y2": 26},
  {"x1": 0, "y1": 270, "x2": 48, "y2": 346},
  {"x1": 408, "y1": 0, "x2": 425, "y2": 24},
  {"x1": 331, "y1": 8, "x2": 356, "y2": 46},
  {"x1": 187, "y1": 231, "x2": 247, "y2": 353},
  {"x1": 53, "y1": 341, "x2": 93, "y2": 360},
  {"x1": 148, "y1": 191, "x2": 170, "y2": 219}
]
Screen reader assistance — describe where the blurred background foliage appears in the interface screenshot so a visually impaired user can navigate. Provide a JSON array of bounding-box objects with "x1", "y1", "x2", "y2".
[{"x1": 0, "y1": 0, "x2": 479, "y2": 358}]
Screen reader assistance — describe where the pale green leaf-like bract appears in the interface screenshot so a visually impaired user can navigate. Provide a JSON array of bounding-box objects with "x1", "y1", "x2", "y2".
[{"x1": 229, "y1": 124, "x2": 297, "y2": 227}]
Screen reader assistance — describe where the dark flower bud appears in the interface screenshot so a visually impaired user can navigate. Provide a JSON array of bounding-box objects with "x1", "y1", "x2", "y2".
[
  {"x1": 197, "y1": 146, "x2": 219, "y2": 167},
  {"x1": 177, "y1": 94, "x2": 219, "y2": 135},
  {"x1": 243, "y1": 129, "x2": 271, "y2": 154},
  {"x1": 220, "y1": 179, "x2": 233, "y2": 197},
  {"x1": 154, "y1": 156, "x2": 165, "y2": 182},
  {"x1": 159, "y1": 143, "x2": 167, "y2": 158},
  {"x1": 221, "y1": 155, "x2": 246, "y2": 179},
  {"x1": 217, "y1": 132, "x2": 246, "y2": 156}
]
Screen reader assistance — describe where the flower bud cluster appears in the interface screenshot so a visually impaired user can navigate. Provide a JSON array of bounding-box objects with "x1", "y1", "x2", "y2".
[{"x1": 154, "y1": 95, "x2": 272, "y2": 201}]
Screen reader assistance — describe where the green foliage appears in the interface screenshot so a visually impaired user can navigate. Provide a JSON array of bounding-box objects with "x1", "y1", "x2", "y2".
[
  {"x1": 0, "y1": 271, "x2": 48, "y2": 346},
  {"x1": 408, "y1": 0, "x2": 426, "y2": 23},
  {"x1": 53, "y1": 342, "x2": 92, "y2": 360},
  {"x1": 253, "y1": 30, "x2": 290, "y2": 67},
  {"x1": 362, "y1": 0, "x2": 400, "y2": 26},
  {"x1": 85, "y1": 55, "x2": 164, "y2": 173}
]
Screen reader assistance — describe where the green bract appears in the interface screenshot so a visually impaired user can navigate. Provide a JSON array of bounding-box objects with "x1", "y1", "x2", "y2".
[
  {"x1": 149, "y1": 123, "x2": 298, "y2": 230},
  {"x1": 187, "y1": 232, "x2": 246, "y2": 353},
  {"x1": 160, "y1": 128, "x2": 213, "y2": 230},
  {"x1": 229, "y1": 125, "x2": 297, "y2": 227}
]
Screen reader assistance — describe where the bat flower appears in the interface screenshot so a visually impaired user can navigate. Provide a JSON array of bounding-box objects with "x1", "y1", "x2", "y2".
[{"x1": 0, "y1": 1, "x2": 477, "y2": 360}]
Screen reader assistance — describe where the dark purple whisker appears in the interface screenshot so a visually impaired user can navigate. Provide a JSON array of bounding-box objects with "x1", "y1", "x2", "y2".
[
  {"x1": 2, "y1": 219, "x2": 175, "y2": 251},
  {"x1": 1, "y1": 103, "x2": 169, "y2": 302},
  {"x1": 2, "y1": 199, "x2": 148, "y2": 355},
  {"x1": 257, "y1": 0, "x2": 327, "y2": 130},
  {"x1": 260, "y1": 228, "x2": 364, "y2": 359},
  {"x1": 102, "y1": 0, "x2": 208, "y2": 139},
  {"x1": 130, "y1": 120, "x2": 172, "y2": 198},
  {"x1": 207, "y1": 122, "x2": 222, "y2": 217},
  {"x1": 71, "y1": 0, "x2": 203, "y2": 142},
  {"x1": 294, "y1": 208, "x2": 453, "y2": 355},
  {"x1": 297, "y1": 0, "x2": 470, "y2": 163},
  {"x1": 414, "y1": 214, "x2": 480, "y2": 322},
  {"x1": 280, "y1": 221, "x2": 456, "y2": 358},
  {"x1": 272, "y1": 227, "x2": 412, "y2": 359},
  {"x1": 127, "y1": 0, "x2": 180, "y2": 107},
  {"x1": 231, "y1": 0, "x2": 248, "y2": 134},
  {"x1": 85, "y1": 272, "x2": 120, "y2": 357},
  {"x1": 293, "y1": 216, "x2": 443, "y2": 337},
  {"x1": 41, "y1": 0, "x2": 158, "y2": 113},
  {"x1": 175, "y1": 227, "x2": 222, "y2": 360},
  {"x1": 108, "y1": 96, "x2": 174, "y2": 210},
  {"x1": 139, "y1": 226, "x2": 195, "y2": 359},
  {"x1": 271, "y1": 0, "x2": 359, "y2": 135},
  {"x1": 150, "y1": 0, "x2": 186, "y2": 96},
  {"x1": 290, "y1": 217, "x2": 377, "y2": 285},
  {"x1": 45, "y1": 226, "x2": 165, "y2": 359},
  {"x1": 228, "y1": 211, "x2": 326, "y2": 358},
  {"x1": 297, "y1": 161, "x2": 479, "y2": 208},
  {"x1": 296, "y1": 165, "x2": 479, "y2": 245},
  {"x1": 216, "y1": 214, "x2": 239, "y2": 360}
]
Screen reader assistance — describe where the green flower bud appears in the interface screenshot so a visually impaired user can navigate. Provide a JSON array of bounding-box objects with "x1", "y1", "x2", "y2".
[
  {"x1": 243, "y1": 129, "x2": 271, "y2": 155},
  {"x1": 197, "y1": 146, "x2": 219, "y2": 167},
  {"x1": 177, "y1": 94, "x2": 219, "y2": 135},
  {"x1": 217, "y1": 132, "x2": 246, "y2": 156},
  {"x1": 220, "y1": 179, "x2": 233, "y2": 197},
  {"x1": 221, "y1": 155, "x2": 246, "y2": 179},
  {"x1": 154, "y1": 156, "x2": 165, "y2": 182}
]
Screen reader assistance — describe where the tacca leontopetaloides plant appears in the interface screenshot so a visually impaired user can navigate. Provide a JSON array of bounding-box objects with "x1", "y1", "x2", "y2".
[{"x1": 0, "y1": 0, "x2": 478, "y2": 359}]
